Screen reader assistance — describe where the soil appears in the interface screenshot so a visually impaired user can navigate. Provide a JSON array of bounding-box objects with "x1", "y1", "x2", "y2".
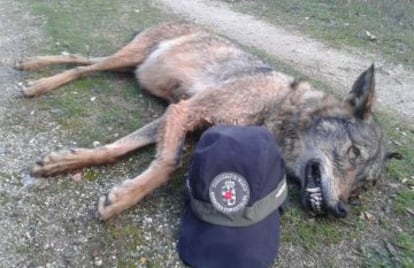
[{"x1": 0, "y1": 0, "x2": 412, "y2": 267}]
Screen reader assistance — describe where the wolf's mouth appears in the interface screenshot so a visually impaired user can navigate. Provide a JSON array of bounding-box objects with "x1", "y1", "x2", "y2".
[{"x1": 304, "y1": 161, "x2": 326, "y2": 215}]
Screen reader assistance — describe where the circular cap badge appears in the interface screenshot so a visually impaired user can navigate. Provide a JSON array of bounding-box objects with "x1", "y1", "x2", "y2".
[{"x1": 209, "y1": 172, "x2": 250, "y2": 214}]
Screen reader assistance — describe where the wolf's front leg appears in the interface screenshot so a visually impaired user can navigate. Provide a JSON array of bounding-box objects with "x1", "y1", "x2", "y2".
[
  {"x1": 97, "y1": 101, "x2": 196, "y2": 220},
  {"x1": 31, "y1": 118, "x2": 162, "y2": 177}
]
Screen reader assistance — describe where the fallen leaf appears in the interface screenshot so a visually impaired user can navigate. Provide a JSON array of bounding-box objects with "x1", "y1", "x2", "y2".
[
  {"x1": 360, "y1": 211, "x2": 376, "y2": 222},
  {"x1": 71, "y1": 172, "x2": 82, "y2": 182},
  {"x1": 139, "y1": 257, "x2": 147, "y2": 265}
]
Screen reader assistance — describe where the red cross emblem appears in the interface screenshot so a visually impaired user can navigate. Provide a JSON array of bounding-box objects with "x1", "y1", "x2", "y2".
[{"x1": 224, "y1": 191, "x2": 233, "y2": 200}]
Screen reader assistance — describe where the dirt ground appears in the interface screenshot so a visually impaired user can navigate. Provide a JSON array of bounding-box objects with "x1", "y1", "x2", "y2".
[
  {"x1": 0, "y1": 0, "x2": 412, "y2": 267},
  {"x1": 0, "y1": 2, "x2": 183, "y2": 267}
]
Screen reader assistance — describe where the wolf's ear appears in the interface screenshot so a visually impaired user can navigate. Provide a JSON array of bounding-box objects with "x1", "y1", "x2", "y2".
[{"x1": 345, "y1": 64, "x2": 375, "y2": 120}]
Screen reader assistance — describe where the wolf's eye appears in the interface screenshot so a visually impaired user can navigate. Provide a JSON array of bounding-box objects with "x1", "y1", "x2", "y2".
[{"x1": 348, "y1": 145, "x2": 361, "y2": 163}]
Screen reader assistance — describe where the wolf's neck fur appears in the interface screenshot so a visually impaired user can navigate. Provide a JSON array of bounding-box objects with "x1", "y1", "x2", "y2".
[{"x1": 265, "y1": 82, "x2": 342, "y2": 166}]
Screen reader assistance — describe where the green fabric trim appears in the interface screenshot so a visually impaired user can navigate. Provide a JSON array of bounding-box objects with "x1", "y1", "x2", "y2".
[{"x1": 189, "y1": 177, "x2": 287, "y2": 227}]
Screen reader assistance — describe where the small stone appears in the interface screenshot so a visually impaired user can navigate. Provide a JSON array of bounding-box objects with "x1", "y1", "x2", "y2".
[
  {"x1": 92, "y1": 141, "x2": 100, "y2": 147},
  {"x1": 145, "y1": 217, "x2": 153, "y2": 224},
  {"x1": 51, "y1": 108, "x2": 64, "y2": 115},
  {"x1": 365, "y1": 31, "x2": 377, "y2": 41},
  {"x1": 90, "y1": 96, "x2": 96, "y2": 102},
  {"x1": 43, "y1": 242, "x2": 52, "y2": 250},
  {"x1": 22, "y1": 173, "x2": 45, "y2": 190},
  {"x1": 388, "y1": 183, "x2": 399, "y2": 189},
  {"x1": 406, "y1": 208, "x2": 414, "y2": 216},
  {"x1": 94, "y1": 258, "x2": 103, "y2": 266}
]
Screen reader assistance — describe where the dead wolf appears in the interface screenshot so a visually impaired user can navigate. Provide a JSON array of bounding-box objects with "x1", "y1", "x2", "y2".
[{"x1": 17, "y1": 22, "x2": 396, "y2": 220}]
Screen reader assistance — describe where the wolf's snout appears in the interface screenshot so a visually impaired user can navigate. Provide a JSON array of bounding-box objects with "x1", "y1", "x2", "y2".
[
  {"x1": 304, "y1": 160, "x2": 326, "y2": 215},
  {"x1": 305, "y1": 160, "x2": 321, "y2": 183},
  {"x1": 331, "y1": 201, "x2": 348, "y2": 218},
  {"x1": 303, "y1": 160, "x2": 349, "y2": 218},
  {"x1": 305, "y1": 160, "x2": 321, "y2": 186}
]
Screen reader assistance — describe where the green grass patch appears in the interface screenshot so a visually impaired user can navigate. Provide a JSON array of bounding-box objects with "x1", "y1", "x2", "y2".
[
  {"x1": 29, "y1": 0, "x2": 166, "y2": 55},
  {"x1": 362, "y1": 248, "x2": 395, "y2": 268},
  {"x1": 378, "y1": 112, "x2": 414, "y2": 181},
  {"x1": 24, "y1": 1, "x2": 173, "y2": 147},
  {"x1": 282, "y1": 210, "x2": 337, "y2": 250},
  {"x1": 82, "y1": 169, "x2": 99, "y2": 181},
  {"x1": 89, "y1": 223, "x2": 145, "y2": 268},
  {"x1": 377, "y1": 112, "x2": 414, "y2": 224},
  {"x1": 232, "y1": 0, "x2": 414, "y2": 68},
  {"x1": 25, "y1": 0, "x2": 171, "y2": 148},
  {"x1": 107, "y1": 224, "x2": 143, "y2": 251},
  {"x1": 393, "y1": 232, "x2": 414, "y2": 267},
  {"x1": 362, "y1": 231, "x2": 414, "y2": 268},
  {"x1": 280, "y1": 185, "x2": 363, "y2": 251},
  {"x1": 393, "y1": 189, "x2": 414, "y2": 218}
]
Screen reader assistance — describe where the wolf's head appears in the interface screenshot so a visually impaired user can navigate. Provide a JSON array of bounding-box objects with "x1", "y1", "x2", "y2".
[{"x1": 294, "y1": 65, "x2": 397, "y2": 218}]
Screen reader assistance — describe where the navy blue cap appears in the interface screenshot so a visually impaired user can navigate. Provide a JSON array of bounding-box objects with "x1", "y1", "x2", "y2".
[{"x1": 178, "y1": 125, "x2": 287, "y2": 268}]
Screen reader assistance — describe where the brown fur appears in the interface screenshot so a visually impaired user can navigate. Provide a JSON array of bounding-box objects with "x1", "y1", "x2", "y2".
[{"x1": 18, "y1": 22, "x2": 389, "y2": 219}]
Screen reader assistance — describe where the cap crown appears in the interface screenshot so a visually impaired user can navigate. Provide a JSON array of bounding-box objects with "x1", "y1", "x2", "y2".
[{"x1": 188, "y1": 125, "x2": 285, "y2": 207}]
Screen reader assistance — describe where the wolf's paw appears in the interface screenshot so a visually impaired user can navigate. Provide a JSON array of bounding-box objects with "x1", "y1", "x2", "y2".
[
  {"x1": 15, "y1": 57, "x2": 45, "y2": 71},
  {"x1": 22, "y1": 78, "x2": 54, "y2": 97},
  {"x1": 96, "y1": 180, "x2": 136, "y2": 220},
  {"x1": 31, "y1": 149, "x2": 83, "y2": 177}
]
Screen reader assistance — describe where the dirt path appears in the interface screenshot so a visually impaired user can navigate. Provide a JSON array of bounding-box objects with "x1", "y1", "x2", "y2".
[{"x1": 157, "y1": 0, "x2": 414, "y2": 121}]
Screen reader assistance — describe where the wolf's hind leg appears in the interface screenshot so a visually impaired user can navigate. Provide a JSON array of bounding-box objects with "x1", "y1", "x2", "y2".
[
  {"x1": 21, "y1": 54, "x2": 141, "y2": 97},
  {"x1": 97, "y1": 101, "x2": 197, "y2": 220},
  {"x1": 21, "y1": 22, "x2": 199, "y2": 96},
  {"x1": 16, "y1": 55, "x2": 108, "y2": 71},
  {"x1": 31, "y1": 118, "x2": 162, "y2": 177}
]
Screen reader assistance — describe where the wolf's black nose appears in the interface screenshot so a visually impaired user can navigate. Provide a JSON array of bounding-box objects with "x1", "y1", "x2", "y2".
[{"x1": 332, "y1": 201, "x2": 348, "y2": 218}]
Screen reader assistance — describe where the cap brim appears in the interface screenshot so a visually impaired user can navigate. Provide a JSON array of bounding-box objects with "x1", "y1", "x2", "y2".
[{"x1": 178, "y1": 205, "x2": 280, "y2": 268}]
